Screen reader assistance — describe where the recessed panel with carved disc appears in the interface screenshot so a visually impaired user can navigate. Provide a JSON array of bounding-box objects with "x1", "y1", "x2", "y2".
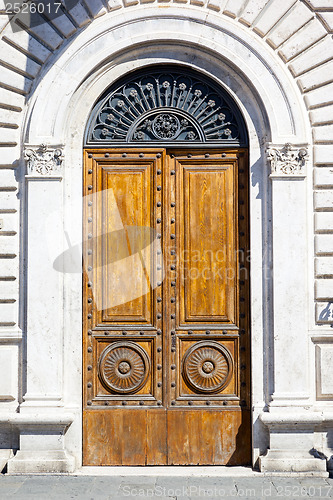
[
  {"x1": 182, "y1": 341, "x2": 233, "y2": 394},
  {"x1": 99, "y1": 341, "x2": 150, "y2": 394}
]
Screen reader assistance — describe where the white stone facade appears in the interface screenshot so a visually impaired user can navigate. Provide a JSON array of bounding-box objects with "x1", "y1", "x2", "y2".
[{"x1": 0, "y1": 0, "x2": 332, "y2": 474}]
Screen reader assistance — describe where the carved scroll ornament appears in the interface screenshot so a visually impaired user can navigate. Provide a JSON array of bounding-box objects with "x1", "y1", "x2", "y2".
[
  {"x1": 24, "y1": 144, "x2": 64, "y2": 176},
  {"x1": 268, "y1": 143, "x2": 308, "y2": 178}
]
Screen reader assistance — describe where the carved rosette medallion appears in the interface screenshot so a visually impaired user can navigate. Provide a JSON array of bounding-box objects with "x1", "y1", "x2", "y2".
[
  {"x1": 268, "y1": 143, "x2": 308, "y2": 178},
  {"x1": 24, "y1": 144, "x2": 64, "y2": 176},
  {"x1": 152, "y1": 113, "x2": 180, "y2": 139},
  {"x1": 182, "y1": 341, "x2": 233, "y2": 394},
  {"x1": 99, "y1": 342, "x2": 150, "y2": 394}
]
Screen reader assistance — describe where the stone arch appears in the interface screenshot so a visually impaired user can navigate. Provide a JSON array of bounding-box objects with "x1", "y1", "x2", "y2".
[{"x1": 0, "y1": 1, "x2": 332, "y2": 474}]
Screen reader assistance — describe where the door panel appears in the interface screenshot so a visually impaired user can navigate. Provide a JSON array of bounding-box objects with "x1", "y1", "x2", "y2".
[{"x1": 83, "y1": 148, "x2": 250, "y2": 466}]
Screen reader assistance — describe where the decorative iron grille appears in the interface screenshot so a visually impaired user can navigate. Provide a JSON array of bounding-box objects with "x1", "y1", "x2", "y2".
[{"x1": 85, "y1": 66, "x2": 248, "y2": 146}]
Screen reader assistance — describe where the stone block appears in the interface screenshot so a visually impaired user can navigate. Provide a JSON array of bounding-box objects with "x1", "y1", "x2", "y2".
[
  {"x1": 0, "y1": 127, "x2": 19, "y2": 145},
  {"x1": 0, "y1": 169, "x2": 18, "y2": 188},
  {"x1": 0, "y1": 40, "x2": 41, "y2": 78},
  {"x1": 314, "y1": 145, "x2": 333, "y2": 164},
  {"x1": 310, "y1": 104, "x2": 333, "y2": 126},
  {"x1": 305, "y1": 82, "x2": 333, "y2": 109},
  {"x1": 299, "y1": 60, "x2": 333, "y2": 93},
  {"x1": 0, "y1": 108, "x2": 21, "y2": 127},
  {"x1": 314, "y1": 190, "x2": 333, "y2": 211},
  {"x1": 84, "y1": 0, "x2": 107, "y2": 18},
  {"x1": 19, "y1": 14, "x2": 63, "y2": 50},
  {"x1": 320, "y1": 12, "x2": 333, "y2": 31},
  {"x1": 223, "y1": 0, "x2": 245, "y2": 18},
  {"x1": 253, "y1": 0, "x2": 296, "y2": 37},
  {"x1": 0, "y1": 235, "x2": 19, "y2": 254},
  {"x1": 314, "y1": 167, "x2": 333, "y2": 188},
  {"x1": 267, "y1": 2, "x2": 313, "y2": 49},
  {"x1": 68, "y1": 2, "x2": 91, "y2": 27},
  {"x1": 0, "y1": 345, "x2": 18, "y2": 402},
  {"x1": 315, "y1": 234, "x2": 333, "y2": 255},
  {"x1": 45, "y1": 13, "x2": 76, "y2": 38},
  {"x1": 315, "y1": 279, "x2": 333, "y2": 300},
  {"x1": 0, "y1": 88, "x2": 25, "y2": 111},
  {"x1": 2, "y1": 27, "x2": 52, "y2": 63},
  {"x1": 278, "y1": 18, "x2": 327, "y2": 61},
  {"x1": 239, "y1": 0, "x2": 271, "y2": 26},
  {"x1": 0, "y1": 190, "x2": 19, "y2": 211},
  {"x1": 107, "y1": 0, "x2": 123, "y2": 10},
  {"x1": 315, "y1": 257, "x2": 333, "y2": 277},
  {"x1": 0, "y1": 65, "x2": 32, "y2": 94},
  {"x1": 0, "y1": 302, "x2": 17, "y2": 324},
  {"x1": 289, "y1": 36, "x2": 333, "y2": 76},
  {"x1": 315, "y1": 212, "x2": 333, "y2": 233}
]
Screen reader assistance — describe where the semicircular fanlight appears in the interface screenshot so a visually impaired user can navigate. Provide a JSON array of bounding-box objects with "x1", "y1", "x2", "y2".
[{"x1": 85, "y1": 66, "x2": 248, "y2": 146}]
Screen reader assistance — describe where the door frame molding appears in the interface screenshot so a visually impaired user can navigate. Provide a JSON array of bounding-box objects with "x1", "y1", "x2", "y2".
[{"x1": 16, "y1": 11, "x2": 313, "y2": 473}]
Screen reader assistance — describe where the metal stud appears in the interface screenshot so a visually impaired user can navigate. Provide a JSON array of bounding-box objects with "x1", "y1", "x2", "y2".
[
  {"x1": 87, "y1": 400, "x2": 92, "y2": 405},
  {"x1": 241, "y1": 329, "x2": 246, "y2": 335},
  {"x1": 157, "y1": 169, "x2": 162, "y2": 174},
  {"x1": 88, "y1": 233, "x2": 92, "y2": 239},
  {"x1": 171, "y1": 281, "x2": 176, "y2": 287},
  {"x1": 171, "y1": 202, "x2": 175, "y2": 207},
  {"x1": 87, "y1": 314, "x2": 92, "y2": 319},
  {"x1": 171, "y1": 330, "x2": 175, "y2": 335},
  {"x1": 157, "y1": 234, "x2": 161, "y2": 239},
  {"x1": 157, "y1": 201, "x2": 162, "y2": 207},
  {"x1": 88, "y1": 249, "x2": 92, "y2": 255},
  {"x1": 223, "y1": 330, "x2": 228, "y2": 335},
  {"x1": 239, "y1": 200, "x2": 244, "y2": 205},
  {"x1": 171, "y1": 401, "x2": 176, "y2": 405},
  {"x1": 240, "y1": 297, "x2": 245, "y2": 302},
  {"x1": 239, "y1": 168, "x2": 245, "y2": 173},
  {"x1": 171, "y1": 347, "x2": 176, "y2": 353},
  {"x1": 88, "y1": 330, "x2": 92, "y2": 335},
  {"x1": 157, "y1": 218, "x2": 161, "y2": 223},
  {"x1": 241, "y1": 346, "x2": 246, "y2": 352},
  {"x1": 88, "y1": 153, "x2": 93, "y2": 158},
  {"x1": 157, "y1": 382, "x2": 162, "y2": 387},
  {"x1": 105, "y1": 153, "x2": 110, "y2": 158},
  {"x1": 104, "y1": 331, "x2": 109, "y2": 335},
  {"x1": 240, "y1": 313, "x2": 246, "y2": 318},
  {"x1": 157, "y1": 364, "x2": 162, "y2": 370},
  {"x1": 122, "y1": 153, "x2": 127, "y2": 158},
  {"x1": 88, "y1": 347, "x2": 92, "y2": 353},
  {"x1": 223, "y1": 401, "x2": 228, "y2": 406},
  {"x1": 239, "y1": 215, "x2": 245, "y2": 220},
  {"x1": 241, "y1": 400, "x2": 246, "y2": 407},
  {"x1": 240, "y1": 231, "x2": 245, "y2": 237},
  {"x1": 88, "y1": 266, "x2": 92, "y2": 272},
  {"x1": 241, "y1": 382, "x2": 246, "y2": 387},
  {"x1": 187, "y1": 154, "x2": 192, "y2": 158},
  {"x1": 140, "y1": 331, "x2": 145, "y2": 335},
  {"x1": 222, "y1": 153, "x2": 227, "y2": 157},
  {"x1": 206, "y1": 401, "x2": 211, "y2": 405},
  {"x1": 170, "y1": 234, "x2": 175, "y2": 239},
  {"x1": 87, "y1": 365, "x2": 92, "y2": 371},
  {"x1": 157, "y1": 185, "x2": 162, "y2": 191},
  {"x1": 240, "y1": 280, "x2": 245, "y2": 285},
  {"x1": 205, "y1": 153, "x2": 210, "y2": 158},
  {"x1": 171, "y1": 382, "x2": 176, "y2": 388},
  {"x1": 171, "y1": 250, "x2": 176, "y2": 255},
  {"x1": 171, "y1": 364, "x2": 176, "y2": 370},
  {"x1": 171, "y1": 297, "x2": 175, "y2": 303},
  {"x1": 88, "y1": 185, "x2": 93, "y2": 190},
  {"x1": 139, "y1": 400, "x2": 144, "y2": 405},
  {"x1": 171, "y1": 314, "x2": 175, "y2": 319},
  {"x1": 105, "y1": 401, "x2": 109, "y2": 406},
  {"x1": 88, "y1": 217, "x2": 92, "y2": 223},
  {"x1": 157, "y1": 313, "x2": 162, "y2": 319},
  {"x1": 157, "y1": 297, "x2": 162, "y2": 303},
  {"x1": 157, "y1": 265, "x2": 162, "y2": 270},
  {"x1": 157, "y1": 329, "x2": 162, "y2": 335},
  {"x1": 241, "y1": 364, "x2": 246, "y2": 370},
  {"x1": 88, "y1": 298, "x2": 93, "y2": 304},
  {"x1": 88, "y1": 201, "x2": 92, "y2": 206},
  {"x1": 188, "y1": 330, "x2": 193, "y2": 335},
  {"x1": 171, "y1": 218, "x2": 175, "y2": 224},
  {"x1": 239, "y1": 184, "x2": 245, "y2": 189},
  {"x1": 139, "y1": 153, "x2": 144, "y2": 158},
  {"x1": 157, "y1": 281, "x2": 162, "y2": 286},
  {"x1": 88, "y1": 169, "x2": 93, "y2": 174},
  {"x1": 87, "y1": 281, "x2": 92, "y2": 287},
  {"x1": 188, "y1": 401, "x2": 193, "y2": 405},
  {"x1": 157, "y1": 347, "x2": 162, "y2": 353},
  {"x1": 206, "y1": 330, "x2": 211, "y2": 334},
  {"x1": 122, "y1": 330, "x2": 127, "y2": 335},
  {"x1": 87, "y1": 382, "x2": 92, "y2": 388},
  {"x1": 157, "y1": 400, "x2": 162, "y2": 406},
  {"x1": 156, "y1": 153, "x2": 162, "y2": 158},
  {"x1": 122, "y1": 401, "x2": 127, "y2": 405},
  {"x1": 171, "y1": 170, "x2": 175, "y2": 175}
]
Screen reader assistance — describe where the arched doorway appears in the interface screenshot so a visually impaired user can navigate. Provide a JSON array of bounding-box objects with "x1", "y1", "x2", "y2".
[{"x1": 82, "y1": 66, "x2": 251, "y2": 465}]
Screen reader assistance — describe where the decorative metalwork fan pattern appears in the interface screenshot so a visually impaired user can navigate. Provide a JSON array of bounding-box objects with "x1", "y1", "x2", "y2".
[
  {"x1": 99, "y1": 342, "x2": 150, "y2": 394},
  {"x1": 182, "y1": 341, "x2": 233, "y2": 394},
  {"x1": 86, "y1": 67, "x2": 247, "y2": 145}
]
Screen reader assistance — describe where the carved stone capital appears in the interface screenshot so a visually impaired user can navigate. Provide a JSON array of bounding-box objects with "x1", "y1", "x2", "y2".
[
  {"x1": 267, "y1": 143, "x2": 309, "y2": 178},
  {"x1": 24, "y1": 144, "x2": 64, "y2": 177}
]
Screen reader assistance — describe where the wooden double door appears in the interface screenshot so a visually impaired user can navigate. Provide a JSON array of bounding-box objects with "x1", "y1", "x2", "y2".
[{"x1": 83, "y1": 148, "x2": 251, "y2": 465}]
